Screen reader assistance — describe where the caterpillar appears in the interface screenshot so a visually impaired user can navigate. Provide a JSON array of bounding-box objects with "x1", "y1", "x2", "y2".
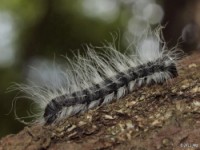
[{"x1": 15, "y1": 27, "x2": 181, "y2": 124}]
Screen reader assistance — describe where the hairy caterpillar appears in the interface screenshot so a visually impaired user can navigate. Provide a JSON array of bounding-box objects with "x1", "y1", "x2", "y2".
[{"x1": 15, "y1": 27, "x2": 181, "y2": 124}]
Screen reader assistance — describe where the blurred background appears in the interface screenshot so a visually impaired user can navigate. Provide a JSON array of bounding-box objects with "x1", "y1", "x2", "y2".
[{"x1": 0, "y1": 0, "x2": 200, "y2": 138}]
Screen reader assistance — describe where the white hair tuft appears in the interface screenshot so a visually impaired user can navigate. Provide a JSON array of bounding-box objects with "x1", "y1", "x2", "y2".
[{"x1": 13, "y1": 26, "x2": 181, "y2": 124}]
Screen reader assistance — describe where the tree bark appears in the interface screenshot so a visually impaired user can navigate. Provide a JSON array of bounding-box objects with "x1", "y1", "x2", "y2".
[{"x1": 0, "y1": 51, "x2": 200, "y2": 150}]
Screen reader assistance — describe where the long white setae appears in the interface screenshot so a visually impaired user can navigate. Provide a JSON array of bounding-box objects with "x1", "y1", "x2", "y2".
[{"x1": 14, "y1": 27, "x2": 182, "y2": 124}]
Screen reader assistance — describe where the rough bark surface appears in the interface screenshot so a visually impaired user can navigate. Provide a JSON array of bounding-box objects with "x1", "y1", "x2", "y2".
[{"x1": 0, "y1": 51, "x2": 200, "y2": 150}]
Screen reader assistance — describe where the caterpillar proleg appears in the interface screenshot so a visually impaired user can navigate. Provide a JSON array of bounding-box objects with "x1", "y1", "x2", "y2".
[{"x1": 16, "y1": 27, "x2": 181, "y2": 124}]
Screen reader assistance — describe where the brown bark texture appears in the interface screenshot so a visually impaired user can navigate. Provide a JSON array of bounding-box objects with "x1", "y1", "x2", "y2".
[{"x1": 0, "y1": 51, "x2": 200, "y2": 150}]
